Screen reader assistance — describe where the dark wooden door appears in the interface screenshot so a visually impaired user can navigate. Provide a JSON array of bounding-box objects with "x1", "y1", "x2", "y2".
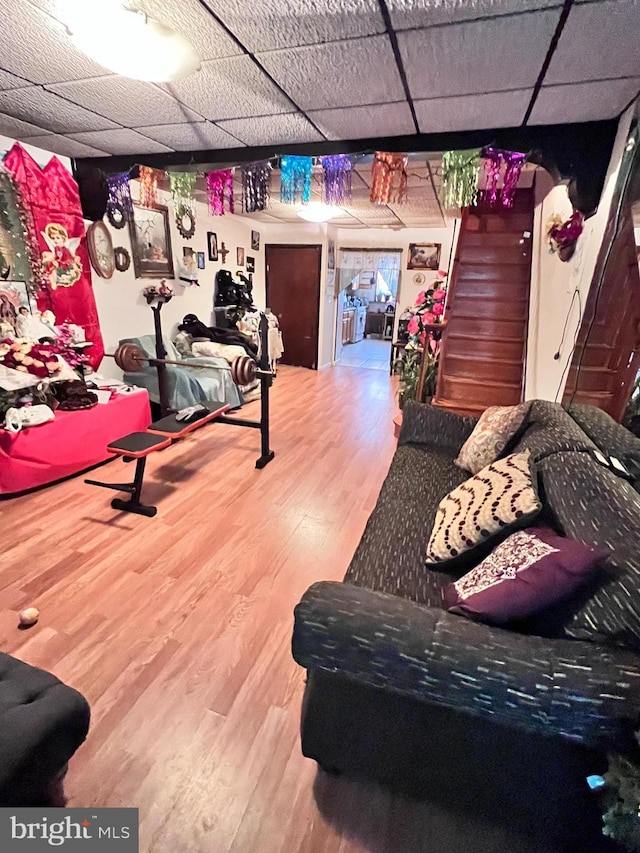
[
  {"x1": 433, "y1": 189, "x2": 534, "y2": 416},
  {"x1": 265, "y1": 244, "x2": 321, "y2": 369},
  {"x1": 563, "y1": 216, "x2": 640, "y2": 421}
]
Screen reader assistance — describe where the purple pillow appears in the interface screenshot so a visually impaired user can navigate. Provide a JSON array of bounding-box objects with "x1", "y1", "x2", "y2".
[{"x1": 444, "y1": 526, "x2": 607, "y2": 625}]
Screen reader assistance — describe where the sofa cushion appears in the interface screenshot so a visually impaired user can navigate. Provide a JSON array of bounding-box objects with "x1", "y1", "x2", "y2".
[
  {"x1": 568, "y1": 404, "x2": 640, "y2": 483},
  {"x1": 455, "y1": 402, "x2": 531, "y2": 474},
  {"x1": 511, "y1": 400, "x2": 598, "y2": 462},
  {"x1": 426, "y1": 451, "x2": 541, "y2": 569},
  {"x1": 444, "y1": 526, "x2": 606, "y2": 625},
  {"x1": 345, "y1": 443, "x2": 469, "y2": 607},
  {"x1": 398, "y1": 400, "x2": 477, "y2": 453},
  {"x1": 535, "y1": 451, "x2": 640, "y2": 649}
]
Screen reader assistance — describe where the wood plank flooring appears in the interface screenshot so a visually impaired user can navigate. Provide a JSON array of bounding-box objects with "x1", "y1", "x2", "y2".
[{"x1": 0, "y1": 364, "x2": 446, "y2": 853}]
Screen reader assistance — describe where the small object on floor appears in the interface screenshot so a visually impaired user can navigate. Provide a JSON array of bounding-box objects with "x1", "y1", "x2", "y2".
[
  {"x1": 19, "y1": 607, "x2": 39, "y2": 627},
  {"x1": 176, "y1": 404, "x2": 208, "y2": 422}
]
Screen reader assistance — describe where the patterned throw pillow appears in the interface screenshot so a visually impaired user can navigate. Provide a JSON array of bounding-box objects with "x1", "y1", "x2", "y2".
[
  {"x1": 425, "y1": 451, "x2": 541, "y2": 568},
  {"x1": 444, "y1": 527, "x2": 607, "y2": 625},
  {"x1": 455, "y1": 402, "x2": 532, "y2": 474}
]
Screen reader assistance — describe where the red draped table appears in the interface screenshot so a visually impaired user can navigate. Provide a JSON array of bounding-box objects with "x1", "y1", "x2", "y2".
[{"x1": 0, "y1": 390, "x2": 151, "y2": 497}]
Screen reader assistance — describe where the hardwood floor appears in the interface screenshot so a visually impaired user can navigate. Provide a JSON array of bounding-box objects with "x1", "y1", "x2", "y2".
[{"x1": 0, "y1": 364, "x2": 439, "y2": 853}]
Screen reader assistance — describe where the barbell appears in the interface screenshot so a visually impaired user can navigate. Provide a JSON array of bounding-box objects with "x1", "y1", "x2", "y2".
[{"x1": 105, "y1": 342, "x2": 273, "y2": 387}]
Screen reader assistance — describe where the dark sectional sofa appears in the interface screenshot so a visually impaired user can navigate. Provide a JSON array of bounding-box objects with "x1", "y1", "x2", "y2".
[{"x1": 293, "y1": 400, "x2": 640, "y2": 850}]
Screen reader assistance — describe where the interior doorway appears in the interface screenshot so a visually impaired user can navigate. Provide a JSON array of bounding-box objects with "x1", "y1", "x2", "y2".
[
  {"x1": 335, "y1": 248, "x2": 401, "y2": 372},
  {"x1": 265, "y1": 244, "x2": 321, "y2": 369}
]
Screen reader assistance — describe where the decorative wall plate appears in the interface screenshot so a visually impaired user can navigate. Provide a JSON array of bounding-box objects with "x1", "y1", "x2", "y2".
[
  {"x1": 413, "y1": 272, "x2": 426, "y2": 285},
  {"x1": 107, "y1": 202, "x2": 126, "y2": 229},
  {"x1": 87, "y1": 220, "x2": 115, "y2": 279},
  {"x1": 176, "y1": 210, "x2": 196, "y2": 239},
  {"x1": 114, "y1": 246, "x2": 131, "y2": 272}
]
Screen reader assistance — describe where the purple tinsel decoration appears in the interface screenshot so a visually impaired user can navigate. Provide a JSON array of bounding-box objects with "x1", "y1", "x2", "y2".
[
  {"x1": 280, "y1": 156, "x2": 312, "y2": 205},
  {"x1": 107, "y1": 171, "x2": 133, "y2": 219},
  {"x1": 242, "y1": 160, "x2": 270, "y2": 213},
  {"x1": 321, "y1": 155, "x2": 352, "y2": 205},
  {"x1": 205, "y1": 169, "x2": 235, "y2": 216},
  {"x1": 479, "y1": 148, "x2": 527, "y2": 208}
]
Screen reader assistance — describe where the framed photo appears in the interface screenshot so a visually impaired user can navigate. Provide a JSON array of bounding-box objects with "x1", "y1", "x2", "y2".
[
  {"x1": 128, "y1": 204, "x2": 174, "y2": 279},
  {"x1": 246, "y1": 256, "x2": 255, "y2": 273},
  {"x1": 328, "y1": 238, "x2": 335, "y2": 270},
  {"x1": 197, "y1": 251, "x2": 205, "y2": 270},
  {"x1": 237, "y1": 247, "x2": 245, "y2": 267},
  {"x1": 407, "y1": 242, "x2": 441, "y2": 271},
  {"x1": 251, "y1": 230, "x2": 260, "y2": 251},
  {"x1": 0, "y1": 279, "x2": 30, "y2": 335},
  {"x1": 207, "y1": 231, "x2": 218, "y2": 262}
]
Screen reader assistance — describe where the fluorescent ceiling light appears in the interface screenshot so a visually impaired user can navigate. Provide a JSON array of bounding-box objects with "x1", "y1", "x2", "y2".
[
  {"x1": 296, "y1": 203, "x2": 341, "y2": 223},
  {"x1": 60, "y1": 1, "x2": 200, "y2": 82}
]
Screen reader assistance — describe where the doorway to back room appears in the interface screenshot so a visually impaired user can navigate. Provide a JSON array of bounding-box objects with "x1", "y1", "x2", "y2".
[{"x1": 335, "y1": 248, "x2": 401, "y2": 372}]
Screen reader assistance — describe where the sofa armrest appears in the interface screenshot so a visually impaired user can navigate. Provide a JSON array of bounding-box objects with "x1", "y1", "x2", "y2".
[
  {"x1": 293, "y1": 581, "x2": 640, "y2": 748},
  {"x1": 398, "y1": 401, "x2": 477, "y2": 452}
]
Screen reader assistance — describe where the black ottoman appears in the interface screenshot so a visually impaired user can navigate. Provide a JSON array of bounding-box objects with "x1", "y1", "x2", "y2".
[{"x1": 0, "y1": 653, "x2": 90, "y2": 805}]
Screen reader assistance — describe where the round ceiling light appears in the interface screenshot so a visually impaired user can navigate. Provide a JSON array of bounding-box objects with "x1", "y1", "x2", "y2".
[
  {"x1": 296, "y1": 203, "x2": 342, "y2": 223},
  {"x1": 66, "y1": 3, "x2": 200, "y2": 82}
]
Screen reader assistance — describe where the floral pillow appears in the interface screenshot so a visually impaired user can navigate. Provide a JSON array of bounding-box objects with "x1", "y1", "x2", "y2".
[
  {"x1": 455, "y1": 402, "x2": 531, "y2": 474},
  {"x1": 444, "y1": 527, "x2": 606, "y2": 625},
  {"x1": 425, "y1": 450, "x2": 541, "y2": 569}
]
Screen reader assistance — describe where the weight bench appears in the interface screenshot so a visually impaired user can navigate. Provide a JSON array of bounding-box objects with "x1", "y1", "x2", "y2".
[{"x1": 86, "y1": 401, "x2": 230, "y2": 517}]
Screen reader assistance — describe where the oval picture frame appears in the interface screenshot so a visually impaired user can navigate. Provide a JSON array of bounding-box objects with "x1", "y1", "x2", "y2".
[
  {"x1": 114, "y1": 246, "x2": 131, "y2": 272},
  {"x1": 107, "y1": 202, "x2": 127, "y2": 229},
  {"x1": 176, "y1": 210, "x2": 196, "y2": 240}
]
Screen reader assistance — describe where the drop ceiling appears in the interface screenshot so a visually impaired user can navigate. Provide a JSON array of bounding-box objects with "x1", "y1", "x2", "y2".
[{"x1": 0, "y1": 0, "x2": 637, "y2": 229}]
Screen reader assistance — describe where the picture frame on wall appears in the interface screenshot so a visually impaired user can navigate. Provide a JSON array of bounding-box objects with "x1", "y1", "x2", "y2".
[
  {"x1": 328, "y1": 238, "x2": 335, "y2": 270},
  {"x1": 128, "y1": 204, "x2": 174, "y2": 279},
  {"x1": 407, "y1": 242, "x2": 441, "y2": 271},
  {"x1": 197, "y1": 252, "x2": 205, "y2": 269},
  {"x1": 246, "y1": 256, "x2": 255, "y2": 273},
  {"x1": 0, "y1": 279, "x2": 30, "y2": 336},
  {"x1": 251, "y1": 230, "x2": 260, "y2": 251},
  {"x1": 207, "y1": 231, "x2": 218, "y2": 262},
  {"x1": 237, "y1": 247, "x2": 245, "y2": 266}
]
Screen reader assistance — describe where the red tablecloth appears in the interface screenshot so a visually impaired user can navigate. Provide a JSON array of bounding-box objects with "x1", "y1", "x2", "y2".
[{"x1": 0, "y1": 391, "x2": 151, "y2": 496}]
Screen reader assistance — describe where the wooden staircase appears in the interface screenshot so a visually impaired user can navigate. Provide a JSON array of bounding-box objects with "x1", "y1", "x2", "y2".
[{"x1": 433, "y1": 189, "x2": 534, "y2": 416}]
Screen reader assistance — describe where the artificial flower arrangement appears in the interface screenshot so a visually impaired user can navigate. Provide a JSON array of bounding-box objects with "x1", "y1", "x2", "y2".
[
  {"x1": 54, "y1": 324, "x2": 88, "y2": 370},
  {"x1": 0, "y1": 338, "x2": 80, "y2": 379},
  {"x1": 398, "y1": 271, "x2": 448, "y2": 409},
  {"x1": 143, "y1": 280, "x2": 173, "y2": 304},
  {"x1": 546, "y1": 210, "x2": 584, "y2": 262}
]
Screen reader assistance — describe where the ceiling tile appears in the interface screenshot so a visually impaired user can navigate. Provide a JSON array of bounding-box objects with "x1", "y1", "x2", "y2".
[
  {"x1": 0, "y1": 113, "x2": 53, "y2": 140},
  {"x1": 308, "y1": 102, "x2": 416, "y2": 140},
  {"x1": 398, "y1": 11, "x2": 562, "y2": 99},
  {"x1": 201, "y1": 0, "x2": 385, "y2": 52},
  {"x1": 545, "y1": 0, "x2": 640, "y2": 84},
  {"x1": 0, "y1": 88, "x2": 118, "y2": 133},
  {"x1": 0, "y1": 70, "x2": 31, "y2": 91},
  {"x1": 216, "y1": 112, "x2": 323, "y2": 145},
  {"x1": 67, "y1": 129, "x2": 173, "y2": 155},
  {"x1": 0, "y1": 0, "x2": 110, "y2": 83},
  {"x1": 135, "y1": 122, "x2": 242, "y2": 150},
  {"x1": 166, "y1": 56, "x2": 293, "y2": 120},
  {"x1": 134, "y1": 0, "x2": 242, "y2": 60},
  {"x1": 387, "y1": 0, "x2": 562, "y2": 29},
  {"x1": 415, "y1": 89, "x2": 531, "y2": 132},
  {"x1": 529, "y1": 78, "x2": 640, "y2": 124},
  {"x1": 21, "y1": 134, "x2": 110, "y2": 158},
  {"x1": 48, "y1": 77, "x2": 203, "y2": 126},
  {"x1": 257, "y1": 36, "x2": 405, "y2": 110}
]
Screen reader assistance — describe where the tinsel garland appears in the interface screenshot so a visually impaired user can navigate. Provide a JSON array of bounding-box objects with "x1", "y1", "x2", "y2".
[
  {"x1": 321, "y1": 154, "x2": 352, "y2": 205},
  {"x1": 480, "y1": 148, "x2": 527, "y2": 208},
  {"x1": 440, "y1": 149, "x2": 481, "y2": 209},
  {"x1": 370, "y1": 152, "x2": 408, "y2": 205},
  {"x1": 280, "y1": 156, "x2": 312, "y2": 205},
  {"x1": 0, "y1": 163, "x2": 44, "y2": 298},
  {"x1": 139, "y1": 165, "x2": 162, "y2": 208},
  {"x1": 107, "y1": 171, "x2": 134, "y2": 219},
  {"x1": 242, "y1": 160, "x2": 270, "y2": 213},
  {"x1": 205, "y1": 169, "x2": 235, "y2": 216},
  {"x1": 169, "y1": 172, "x2": 196, "y2": 216}
]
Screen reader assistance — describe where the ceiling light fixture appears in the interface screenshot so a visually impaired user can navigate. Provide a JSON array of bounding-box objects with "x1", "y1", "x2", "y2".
[
  {"x1": 62, "y1": 1, "x2": 200, "y2": 82},
  {"x1": 296, "y1": 203, "x2": 341, "y2": 223}
]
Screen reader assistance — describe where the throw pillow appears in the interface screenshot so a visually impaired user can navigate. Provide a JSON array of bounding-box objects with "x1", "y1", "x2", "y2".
[
  {"x1": 444, "y1": 527, "x2": 607, "y2": 625},
  {"x1": 425, "y1": 451, "x2": 541, "y2": 568},
  {"x1": 455, "y1": 402, "x2": 532, "y2": 474}
]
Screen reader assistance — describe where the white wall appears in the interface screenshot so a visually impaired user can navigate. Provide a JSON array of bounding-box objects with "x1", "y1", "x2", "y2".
[
  {"x1": 526, "y1": 102, "x2": 635, "y2": 401},
  {"x1": 94, "y1": 182, "x2": 265, "y2": 379}
]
